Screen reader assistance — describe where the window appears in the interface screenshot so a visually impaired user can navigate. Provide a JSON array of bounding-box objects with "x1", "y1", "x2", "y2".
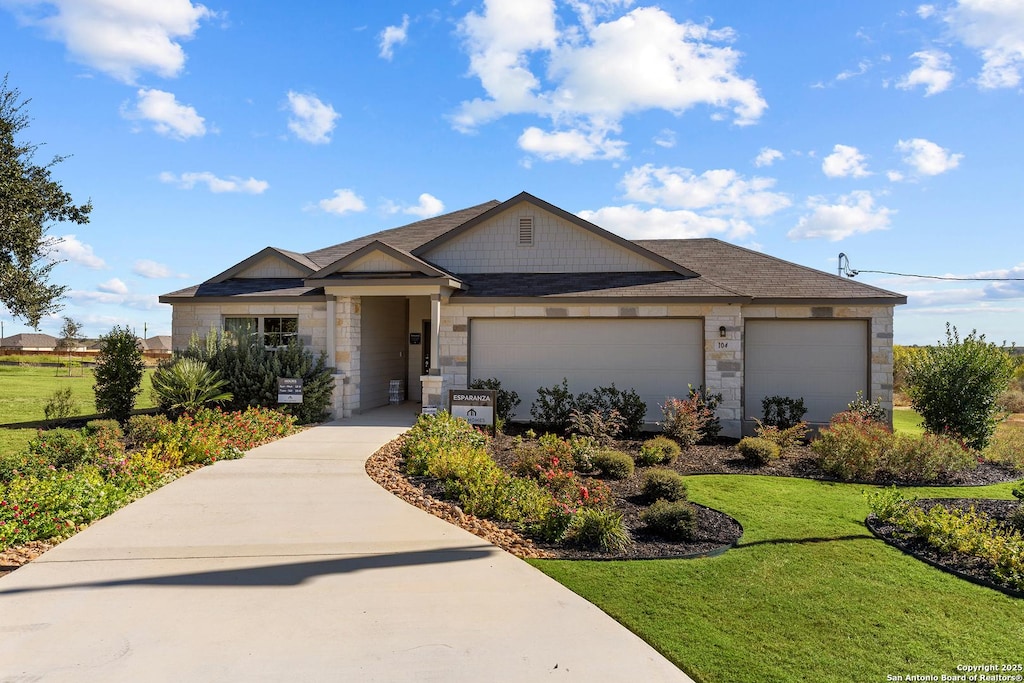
[
  {"x1": 223, "y1": 316, "x2": 298, "y2": 348},
  {"x1": 518, "y1": 216, "x2": 534, "y2": 246}
]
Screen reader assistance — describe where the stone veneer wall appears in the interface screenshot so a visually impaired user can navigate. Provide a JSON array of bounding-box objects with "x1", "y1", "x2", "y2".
[
  {"x1": 169, "y1": 302, "x2": 328, "y2": 354},
  {"x1": 434, "y1": 302, "x2": 895, "y2": 438}
]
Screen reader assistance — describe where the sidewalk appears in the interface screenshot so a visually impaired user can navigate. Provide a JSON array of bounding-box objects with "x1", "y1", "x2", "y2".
[{"x1": 0, "y1": 405, "x2": 691, "y2": 682}]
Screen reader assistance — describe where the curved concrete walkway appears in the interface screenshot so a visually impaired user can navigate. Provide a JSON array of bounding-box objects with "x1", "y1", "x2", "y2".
[{"x1": 0, "y1": 406, "x2": 691, "y2": 682}]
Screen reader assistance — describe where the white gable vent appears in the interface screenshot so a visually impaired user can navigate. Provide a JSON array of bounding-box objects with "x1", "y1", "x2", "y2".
[{"x1": 518, "y1": 217, "x2": 534, "y2": 246}]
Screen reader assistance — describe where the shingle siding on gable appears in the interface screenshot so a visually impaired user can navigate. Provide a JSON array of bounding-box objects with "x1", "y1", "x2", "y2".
[
  {"x1": 236, "y1": 255, "x2": 309, "y2": 279},
  {"x1": 423, "y1": 206, "x2": 667, "y2": 274},
  {"x1": 342, "y1": 251, "x2": 412, "y2": 273}
]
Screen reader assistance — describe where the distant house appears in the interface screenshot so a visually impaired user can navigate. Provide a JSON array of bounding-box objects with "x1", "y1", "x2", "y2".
[
  {"x1": 161, "y1": 192, "x2": 906, "y2": 435},
  {"x1": 0, "y1": 333, "x2": 59, "y2": 352},
  {"x1": 142, "y1": 335, "x2": 172, "y2": 356}
]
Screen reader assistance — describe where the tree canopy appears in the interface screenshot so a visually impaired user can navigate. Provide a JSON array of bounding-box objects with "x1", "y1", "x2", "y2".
[{"x1": 0, "y1": 74, "x2": 92, "y2": 327}]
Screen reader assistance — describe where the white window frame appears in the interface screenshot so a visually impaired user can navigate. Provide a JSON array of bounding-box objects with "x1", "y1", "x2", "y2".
[{"x1": 223, "y1": 316, "x2": 299, "y2": 349}]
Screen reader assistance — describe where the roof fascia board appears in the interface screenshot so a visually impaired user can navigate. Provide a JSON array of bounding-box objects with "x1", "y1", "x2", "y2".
[
  {"x1": 451, "y1": 295, "x2": 750, "y2": 305},
  {"x1": 309, "y1": 240, "x2": 452, "y2": 279},
  {"x1": 308, "y1": 276, "x2": 465, "y2": 289},
  {"x1": 159, "y1": 294, "x2": 327, "y2": 304},
  {"x1": 749, "y1": 296, "x2": 908, "y2": 306}
]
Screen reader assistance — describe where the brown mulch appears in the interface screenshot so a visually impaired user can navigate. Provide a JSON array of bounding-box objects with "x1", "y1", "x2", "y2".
[
  {"x1": 867, "y1": 498, "x2": 1023, "y2": 597},
  {"x1": 0, "y1": 540, "x2": 55, "y2": 579}
]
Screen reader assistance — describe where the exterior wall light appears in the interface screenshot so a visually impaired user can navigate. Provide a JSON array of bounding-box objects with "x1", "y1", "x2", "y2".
[{"x1": 719, "y1": 326, "x2": 727, "y2": 338}]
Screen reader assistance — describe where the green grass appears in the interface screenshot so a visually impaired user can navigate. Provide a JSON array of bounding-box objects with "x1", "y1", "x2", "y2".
[
  {"x1": 532, "y1": 475, "x2": 1024, "y2": 683},
  {"x1": 893, "y1": 407, "x2": 925, "y2": 435},
  {"x1": 0, "y1": 365, "x2": 155, "y2": 426}
]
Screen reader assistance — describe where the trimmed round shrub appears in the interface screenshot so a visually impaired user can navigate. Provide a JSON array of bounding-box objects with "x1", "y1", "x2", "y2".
[
  {"x1": 591, "y1": 448, "x2": 635, "y2": 479},
  {"x1": 737, "y1": 437, "x2": 781, "y2": 465},
  {"x1": 1010, "y1": 505, "x2": 1024, "y2": 533},
  {"x1": 26, "y1": 428, "x2": 92, "y2": 470},
  {"x1": 641, "y1": 468, "x2": 688, "y2": 502},
  {"x1": 636, "y1": 436, "x2": 681, "y2": 466},
  {"x1": 560, "y1": 507, "x2": 633, "y2": 553},
  {"x1": 640, "y1": 499, "x2": 698, "y2": 541},
  {"x1": 126, "y1": 414, "x2": 172, "y2": 450}
]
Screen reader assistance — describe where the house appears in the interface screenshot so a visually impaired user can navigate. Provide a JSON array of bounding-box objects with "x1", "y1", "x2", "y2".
[
  {"x1": 0, "y1": 333, "x2": 59, "y2": 351},
  {"x1": 160, "y1": 192, "x2": 906, "y2": 437},
  {"x1": 142, "y1": 335, "x2": 173, "y2": 357}
]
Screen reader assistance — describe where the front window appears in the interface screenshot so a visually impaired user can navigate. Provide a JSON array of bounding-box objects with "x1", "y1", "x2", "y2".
[
  {"x1": 263, "y1": 317, "x2": 298, "y2": 347},
  {"x1": 224, "y1": 317, "x2": 257, "y2": 343}
]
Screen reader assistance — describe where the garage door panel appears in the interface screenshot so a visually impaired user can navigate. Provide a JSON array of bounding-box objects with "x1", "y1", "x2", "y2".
[
  {"x1": 470, "y1": 319, "x2": 703, "y2": 424},
  {"x1": 745, "y1": 320, "x2": 867, "y2": 426}
]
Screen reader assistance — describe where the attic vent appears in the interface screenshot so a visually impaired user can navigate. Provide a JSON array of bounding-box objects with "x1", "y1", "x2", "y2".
[{"x1": 518, "y1": 217, "x2": 534, "y2": 246}]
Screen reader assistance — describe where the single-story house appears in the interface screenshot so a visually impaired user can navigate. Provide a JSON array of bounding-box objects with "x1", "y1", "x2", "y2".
[
  {"x1": 0, "y1": 333, "x2": 59, "y2": 351},
  {"x1": 160, "y1": 192, "x2": 906, "y2": 437}
]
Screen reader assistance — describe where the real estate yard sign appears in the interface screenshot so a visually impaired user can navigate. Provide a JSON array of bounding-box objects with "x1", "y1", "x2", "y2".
[
  {"x1": 277, "y1": 378, "x2": 303, "y2": 404},
  {"x1": 449, "y1": 389, "x2": 496, "y2": 430}
]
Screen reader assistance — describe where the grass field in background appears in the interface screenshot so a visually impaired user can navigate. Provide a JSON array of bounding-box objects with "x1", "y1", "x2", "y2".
[
  {"x1": 892, "y1": 407, "x2": 925, "y2": 435},
  {"x1": 533, "y1": 475, "x2": 1024, "y2": 683},
  {"x1": 0, "y1": 365, "x2": 155, "y2": 425}
]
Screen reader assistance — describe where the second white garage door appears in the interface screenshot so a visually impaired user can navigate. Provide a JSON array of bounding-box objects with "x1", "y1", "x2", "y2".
[
  {"x1": 744, "y1": 319, "x2": 868, "y2": 427},
  {"x1": 469, "y1": 318, "x2": 704, "y2": 424}
]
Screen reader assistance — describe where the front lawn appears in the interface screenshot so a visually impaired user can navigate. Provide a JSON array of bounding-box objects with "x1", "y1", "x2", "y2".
[
  {"x1": 0, "y1": 365, "x2": 156, "y2": 425},
  {"x1": 893, "y1": 407, "x2": 925, "y2": 435},
  {"x1": 532, "y1": 475, "x2": 1024, "y2": 683}
]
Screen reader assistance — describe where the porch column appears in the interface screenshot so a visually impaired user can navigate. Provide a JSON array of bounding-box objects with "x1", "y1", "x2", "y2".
[
  {"x1": 325, "y1": 295, "x2": 336, "y2": 368},
  {"x1": 429, "y1": 293, "x2": 441, "y2": 376}
]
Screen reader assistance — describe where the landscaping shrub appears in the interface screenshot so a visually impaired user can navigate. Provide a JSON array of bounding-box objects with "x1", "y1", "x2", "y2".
[
  {"x1": 468, "y1": 377, "x2": 521, "y2": 422},
  {"x1": 530, "y1": 378, "x2": 575, "y2": 432},
  {"x1": 43, "y1": 386, "x2": 76, "y2": 423},
  {"x1": 847, "y1": 391, "x2": 887, "y2": 423},
  {"x1": 997, "y1": 389, "x2": 1024, "y2": 415},
  {"x1": 661, "y1": 396, "x2": 712, "y2": 448},
  {"x1": 560, "y1": 507, "x2": 632, "y2": 553},
  {"x1": 893, "y1": 345, "x2": 926, "y2": 394},
  {"x1": 26, "y1": 428, "x2": 92, "y2": 470},
  {"x1": 93, "y1": 326, "x2": 145, "y2": 423},
  {"x1": 886, "y1": 432, "x2": 977, "y2": 481},
  {"x1": 983, "y1": 423, "x2": 1024, "y2": 473},
  {"x1": 1011, "y1": 488, "x2": 1024, "y2": 533},
  {"x1": 575, "y1": 385, "x2": 647, "y2": 437},
  {"x1": 905, "y1": 324, "x2": 1014, "y2": 450},
  {"x1": 125, "y1": 414, "x2": 172, "y2": 450},
  {"x1": 567, "y1": 434, "x2": 599, "y2": 473},
  {"x1": 403, "y1": 411, "x2": 488, "y2": 476},
  {"x1": 737, "y1": 437, "x2": 782, "y2": 465},
  {"x1": 640, "y1": 499, "x2": 698, "y2": 541},
  {"x1": 591, "y1": 448, "x2": 634, "y2": 479},
  {"x1": 0, "y1": 451, "x2": 51, "y2": 483},
  {"x1": 636, "y1": 436, "x2": 681, "y2": 466},
  {"x1": 569, "y1": 408, "x2": 625, "y2": 443},
  {"x1": 760, "y1": 395, "x2": 807, "y2": 430},
  {"x1": 84, "y1": 419, "x2": 127, "y2": 474},
  {"x1": 688, "y1": 384, "x2": 723, "y2": 441},
  {"x1": 753, "y1": 419, "x2": 809, "y2": 449},
  {"x1": 641, "y1": 468, "x2": 688, "y2": 502},
  {"x1": 151, "y1": 357, "x2": 233, "y2": 416}
]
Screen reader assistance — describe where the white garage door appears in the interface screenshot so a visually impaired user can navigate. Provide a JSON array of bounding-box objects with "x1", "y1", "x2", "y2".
[
  {"x1": 470, "y1": 318, "x2": 703, "y2": 424},
  {"x1": 745, "y1": 319, "x2": 868, "y2": 426}
]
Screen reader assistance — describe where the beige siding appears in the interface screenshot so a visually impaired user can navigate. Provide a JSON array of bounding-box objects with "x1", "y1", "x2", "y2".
[
  {"x1": 168, "y1": 302, "x2": 328, "y2": 356},
  {"x1": 236, "y1": 255, "x2": 308, "y2": 279},
  {"x1": 359, "y1": 297, "x2": 408, "y2": 410},
  {"x1": 422, "y1": 205, "x2": 666, "y2": 274},
  {"x1": 341, "y1": 251, "x2": 412, "y2": 273}
]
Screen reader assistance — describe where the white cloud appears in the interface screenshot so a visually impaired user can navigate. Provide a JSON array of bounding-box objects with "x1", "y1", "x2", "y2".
[
  {"x1": 68, "y1": 290, "x2": 161, "y2": 311},
  {"x1": 822, "y1": 144, "x2": 871, "y2": 178},
  {"x1": 897, "y1": 50, "x2": 954, "y2": 95},
  {"x1": 454, "y1": 3, "x2": 765, "y2": 161},
  {"x1": 653, "y1": 129, "x2": 676, "y2": 149},
  {"x1": 918, "y1": 4, "x2": 937, "y2": 19},
  {"x1": 836, "y1": 59, "x2": 872, "y2": 81},
  {"x1": 133, "y1": 260, "x2": 184, "y2": 279},
  {"x1": 318, "y1": 189, "x2": 366, "y2": 216},
  {"x1": 936, "y1": 0, "x2": 1024, "y2": 89},
  {"x1": 788, "y1": 191, "x2": 893, "y2": 241},
  {"x1": 379, "y1": 14, "x2": 409, "y2": 60},
  {"x1": 3, "y1": 0, "x2": 212, "y2": 83},
  {"x1": 754, "y1": 147, "x2": 783, "y2": 167},
  {"x1": 518, "y1": 126, "x2": 627, "y2": 161},
  {"x1": 887, "y1": 170, "x2": 905, "y2": 182},
  {"x1": 620, "y1": 164, "x2": 791, "y2": 218},
  {"x1": 402, "y1": 193, "x2": 445, "y2": 219},
  {"x1": 159, "y1": 171, "x2": 269, "y2": 194},
  {"x1": 123, "y1": 88, "x2": 206, "y2": 139},
  {"x1": 578, "y1": 205, "x2": 752, "y2": 240},
  {"x1": 896, "y1": 138, "x2": 963, "y2": 175},
  {"x1": 50, "y1": 234, "x2": 106, "y2": 269},
  {"x1": 286, "y1": 91, "x2": 339, "y2": 144},
  {"x1": 97, "y1": 278, "x2": 128, "y2": 295}
]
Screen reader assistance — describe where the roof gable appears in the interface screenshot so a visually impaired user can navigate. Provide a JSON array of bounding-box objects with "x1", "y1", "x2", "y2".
[
  {"x1": 207, "y1": 247, "x2": 317, "y2": 282},
  {"x1": 309, "y1": 241, "x2": 454, "y2": 280},
  {"x1": 416, "y1": 192, "x2": 695, "y2": 276}
]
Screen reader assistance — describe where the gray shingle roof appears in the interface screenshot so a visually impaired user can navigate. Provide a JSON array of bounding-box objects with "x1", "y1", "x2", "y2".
[
  {"x1": 162, "y1": 279, "x2": 323, "y2": 299},
  {"x1": 456, "y1": 272, "x2": 743, "y2": 300},
  {"x1": 0, "y1": 333, "x2": 59, "y2": 348}
]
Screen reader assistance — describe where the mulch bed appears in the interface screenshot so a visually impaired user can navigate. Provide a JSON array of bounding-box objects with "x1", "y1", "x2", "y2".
[{"x1": 867, "y1": 499, "x2": 1023, "y2": 598}]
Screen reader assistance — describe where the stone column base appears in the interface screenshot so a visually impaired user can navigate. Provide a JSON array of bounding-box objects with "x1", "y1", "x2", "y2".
[{"x1": 420, "y1": 375, "x2": 445, "y2": 412}]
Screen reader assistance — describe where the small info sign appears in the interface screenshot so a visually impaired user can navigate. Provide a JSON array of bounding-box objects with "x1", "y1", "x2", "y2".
[
  {"x1": 449, "y1": 389, "x2": 496, "y2": 430},
  {"x1": 277, "y1": 377, "x2": 303, "y2": 404}
]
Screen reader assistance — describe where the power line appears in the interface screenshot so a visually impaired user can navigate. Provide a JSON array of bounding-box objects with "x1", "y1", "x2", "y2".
[{"x1": 837, "y1": 253, "x2": 1024, "y2": 281}]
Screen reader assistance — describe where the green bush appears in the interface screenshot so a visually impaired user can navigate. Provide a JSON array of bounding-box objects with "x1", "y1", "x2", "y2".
[
  {"x1": 560, "y1": 507, "x2": 632, "y2": 553},
  {"x1": 152, "y1": 357, "x2": 232, "y2": 416},
  {"x1": 575, "y1": 385, "x2": 647, "y2": 437},
  {"x1": 125, "y1": 414, "x2": 172, "y2": 450},
  {"x1": 568, "y1": 408, "x2": 625, "y2": 442},
  {"x1": 641, "y1": 468, "x2": 688, "y2": 502},
  {"x1": 93, "y1": 326, "x2": 145, "y2": 423},
  {"x1": 0, "y1": 451, "x2": 51, "y2": 483},
  {"x1": 403, "y1": 411, "x2": 488, "y2": 476},
  {"x1": 688, "y1": 384, "x2": 723, "y2": 441},
  {"x1": 736, "y1": 437, "x2": 781, "y2": 465},
  {"x1": 847, "y1": 391, "x2": 887, "y2": 423},
  {"x1": 530, "y1": 378, "x2": 575, "y2": 432},
  {"x1": 468, "y1": 377, "x2": 521, "y2": 422},
  {"x1": 905, "y1": 324, "x2": 1014, "y2": 450},
  {"x1": 983, "y1": 423, "x2": 1024, "y2": 473},
  {"x1": 660, "y1": 396, "x2": 712, "y2": 448},
  {"x1": 636, "y1": 436, "x2": 682, "y2": 466},
  {"x1": 640, "y1": 499, "x2": 698, "y2": 541},
  {"x1": 43, "y1": 386, "x2": 76, "y2": 422},
  {"x1": 26, "y1": 428, "x2": 92, "y2": 470},
  {"x1": 760, "y1": 395, "x2": 807, "y2": 430},
  {"x1": 591, "y1": 448, "x2": 634, "y2": 479},
  {"x1": 567, "y1": 434, "x2": 599, "y2": 472},
  {"x1": 753, "y1": 420, "x2": 809, "y2": 449}
]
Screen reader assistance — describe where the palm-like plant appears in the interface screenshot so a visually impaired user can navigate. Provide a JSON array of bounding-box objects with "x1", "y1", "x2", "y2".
[{"x1": 152, "y1": 358, "x2": 233, "y2": 415}]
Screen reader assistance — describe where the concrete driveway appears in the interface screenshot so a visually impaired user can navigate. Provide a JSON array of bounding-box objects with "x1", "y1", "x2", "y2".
[{"x1": 0, "y1": 405, "x2": 691, "y2": 682}]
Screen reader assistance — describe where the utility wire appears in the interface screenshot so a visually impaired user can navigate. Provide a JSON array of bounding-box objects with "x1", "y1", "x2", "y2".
[{"x1": 837, "y1": 253, "x2": 1024, "y2": 281}]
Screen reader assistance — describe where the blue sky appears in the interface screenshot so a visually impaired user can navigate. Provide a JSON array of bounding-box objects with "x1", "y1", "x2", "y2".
[{"x1": 1, "y1": 0, "x2": 1022, "y2": 345}]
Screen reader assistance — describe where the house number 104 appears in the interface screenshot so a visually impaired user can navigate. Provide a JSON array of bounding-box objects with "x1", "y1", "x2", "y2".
[{"x1": 716, "y1": 341, "x2": 730, "y2": 350}]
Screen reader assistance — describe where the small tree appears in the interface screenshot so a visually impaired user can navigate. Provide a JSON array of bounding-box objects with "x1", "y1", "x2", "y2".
[
  {"x1": 93, "y1": 325, "x2": 144, "y2": 423},
  {"x1": 905, "y1": 324, "x2": 1014, "y2": 451},
  {"x1": 56, "y1": 316, "x2": 82, "y2": 376}
]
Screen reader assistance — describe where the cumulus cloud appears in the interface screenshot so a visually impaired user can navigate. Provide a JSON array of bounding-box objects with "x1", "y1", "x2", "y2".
[
  {"x1": 454, "y1": 3, "x2": 765, "y2": 161},
  {"x1": 896, "y1": 138, "x2": 963, "y2": 175},
  {"x1": 97, "y1": 278, "x2": 129, "y2": 295},
  {"x1": 133, "y1": 260, "x2": 184, "y2": 279},
  {"x1": 897, "y1": 50, "x2": 954, "y2": 95},
  {"x1": 653, "y1": 129, "x2": 676, "y2": 148},
  {"x1": 941, "y1": 0, "x2": 1024, "y2": 89},
  {"x1": 318, "y1": 189, "x2": 366, "y2": 216},
  {"x1": 2, "y1": 0, "x2": 212, "y2": 83},
  {"x1": 50, "y1": 234, "x2": 106, "y2": 269},
  {"x1": 788, "y1": 191, "x2": 893, "y2": 241},
  {"x1": 887, "y1": 170, "x2": 906, "y2": 182},
  {"x1": 578, "y1": 205, "x2": 751, "y2": 240},
  {"x1": 379, "y1": 14, "x2": 409, "y2": 60},
  {"x1": 122, "y1": 88, "x2": 206, "y2": 139},
  {"x1": 402, "y1": 193, "x2": 445, "y2": 218},
  {"x1": 68, "y1": 290, "x2": 161, "y2": 311},
  {"x1": 754, "y1": 147, "x2": 783, "y2": 167},
  {"x1": 822, "y1": 144, "x2": 870, "y2": 178},
  {"x1": 286, "y1": 92, "x2": 339, "y2": 144},
  {"x1": 620, "y1": 164, "x2": 791, "y2": 218},
  {"x1": 159, "y1": 171, "x2": 269, "y2": 194}
]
